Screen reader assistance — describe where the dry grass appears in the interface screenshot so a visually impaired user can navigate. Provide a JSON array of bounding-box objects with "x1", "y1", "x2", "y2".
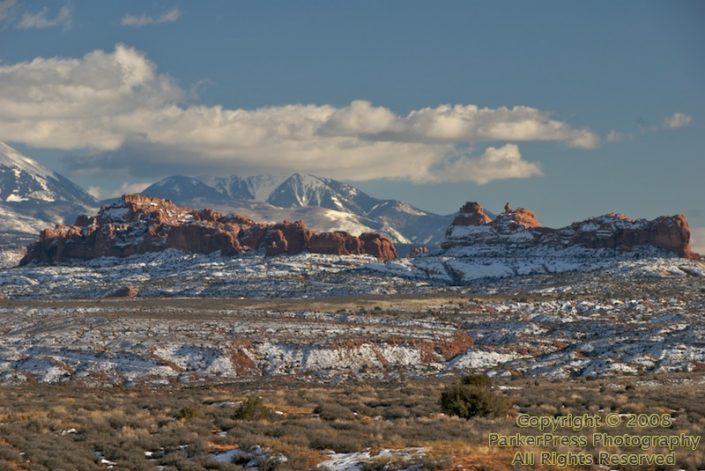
[{"x1": 0, "y1": 375, "x2": 703, "y2": 470}]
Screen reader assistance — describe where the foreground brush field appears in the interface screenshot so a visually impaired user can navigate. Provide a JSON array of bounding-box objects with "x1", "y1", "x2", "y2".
[{"x1": 0, "y1": 375, "x2": 704, "y2": 470}]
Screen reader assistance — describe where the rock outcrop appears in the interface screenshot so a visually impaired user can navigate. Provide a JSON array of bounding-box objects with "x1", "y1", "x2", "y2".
[
  {"x1": 451, "y1": 202, "x2": 492, "y2": 227},
  {"x1": 20, "y1": 195, "x2": 397, "y2": 265},
  {"x1": 443, "y1": 201, "x2": 695, "y2": 259},
  {"x1": 407, "y1": 246, "x2": 429, "y2": 258}
]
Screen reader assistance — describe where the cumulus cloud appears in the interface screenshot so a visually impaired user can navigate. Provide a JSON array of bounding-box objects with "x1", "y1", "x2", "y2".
[
  {"x1": 0, "y1": 44, "x2": 599, "y2": 183},
  {"x1": 430, "y1": 144, "x2": 542, "y2": 184},
  {"x1": 121, "y1": 7, "x2": 180, "y2": 27},
  {"x1": 18, "y1": 3, "x2": 72, "y2": 30},
  {"x1": 663, "y1": 112, "x2": 692, "y2": 129}
]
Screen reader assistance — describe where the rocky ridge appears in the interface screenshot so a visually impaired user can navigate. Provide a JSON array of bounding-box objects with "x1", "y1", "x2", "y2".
[
  {"x1": 20, "y1": 194, "x2": 396, "y2": 265},
  {"x1": 443, "y1": 201, "x2": 695, "y2": 259}
]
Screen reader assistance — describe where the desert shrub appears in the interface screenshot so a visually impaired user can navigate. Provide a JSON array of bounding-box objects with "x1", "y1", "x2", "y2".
[
  {"x1": 0, "y1": 447, "x2": 22, "y2": 462},
  {"x1": 382, "y1": 405, "x2": 412, "y2": 420},
  {"x1": 314, "y1": 402, "x2": 355, "y2": 421},
  {"x1": 232, "y1": 397, "x2": 273, "y2": 421},
  {"x1": 308, "y1": 429, "x2": 364, "y2": 452},
  {"x1": 439, "y1": 375, "x2": 509, "y2": 419},
  {"x1": 176, "y1": 406, "x2": 200, "y2": 421},
  {"x1": 461, "y1": 374, "x2": 492, "y2": 388}
]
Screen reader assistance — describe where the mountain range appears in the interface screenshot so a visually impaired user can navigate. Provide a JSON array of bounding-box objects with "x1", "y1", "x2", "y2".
[
  {"x1": 0, "y1": 142, "x2": 98, "y2": 265},
  {"x1": 0, "y1": 141, "x2": 454, "y2": 265},
  {"x1": 140, "y1": 173, "x2": 454, "y2": 247}
]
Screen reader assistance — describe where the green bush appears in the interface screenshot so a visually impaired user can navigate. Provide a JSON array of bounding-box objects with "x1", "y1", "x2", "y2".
[
  {"x1": 232, "y1": 396, "x2": 273, "y2": 421},
  {"x1": 461, "y1": 374, "x2": 492, "y2": 388},
  {"x1": 439, "y1": 375, "x2": 509, "y2": 419}
]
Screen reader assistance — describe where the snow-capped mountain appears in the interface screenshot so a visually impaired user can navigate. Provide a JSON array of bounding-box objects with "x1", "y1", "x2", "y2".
[
  {"x1": 141, "y1": 173, "x2": 454, "y2": 247},
  {"x1": 213, "y1": 174, "x2": 287, "y2": 201},
  {"x1": 142, "y1": 175, "x2": 231, "y2": 205},
  {"x1": 264, "y1": 174, "x2": 454, "y2": 244},
  {"x1": 0, "y1": 142, "x2": 96, "y2": 208},
  {"x1": 266, "y1": 173, "x2": 377, "y2": 213},
  {"x1": 0, "y1": 141, "x2": 98, "y2": 266}
]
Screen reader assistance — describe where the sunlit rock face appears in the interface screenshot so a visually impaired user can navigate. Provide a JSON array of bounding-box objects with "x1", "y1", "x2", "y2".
[
  {"x1": 20, "y1": 194, "x2": 397, "y2": 265},
  {"x1": 443, "y1": 201, "x2": 694, "y2": 259}
]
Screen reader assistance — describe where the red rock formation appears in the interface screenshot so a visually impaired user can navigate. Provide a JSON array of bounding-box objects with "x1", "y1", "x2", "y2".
[
  {"x1": 20, "y1": 194, "x2": 397, "y2": 265},
  {"x1": 268, "y1": 221, "x2": 312, "y2": 254},
  {"x1": 566, "y1": 213, "x2": 694, "y2": 258},
  {"x1": 309, "y1": 231, "x2": 362, "y2": 256},
  {"x1": 491, "y1": 207, "x2": 541, "y2": 230},
  {"x1": 443, "y1": 201, "x2": 696, "y2": 259},
  {"x1": 359, "y1": 233, "x2": 397, "y2": 261},
  {"x1": 407, "y1": 245, "x2": 429, "y2": 258},
  {"x1": 264, "y1": 229, "x2": 288, "y2": 256},
  {"x1": 650, "y1": 214, "x2": 692, "y2": 258},
  {"x1": 451, "y1": 201, "x2": 492, "y2": 226}
]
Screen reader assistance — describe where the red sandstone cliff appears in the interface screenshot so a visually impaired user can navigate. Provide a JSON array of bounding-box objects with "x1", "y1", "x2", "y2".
[
  {"x1": 444, "y1": 201, "x2": 695, "y2": 259},
  {"x1": 20, "y1": 195, "x2": 397, "y2": 265}
]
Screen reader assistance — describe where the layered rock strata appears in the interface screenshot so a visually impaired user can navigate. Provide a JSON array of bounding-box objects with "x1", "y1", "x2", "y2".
[
  {"x1": 444, "y1": 201, "x2": 694, "y2": 258},
  {"x1": 20, "y1": 195, "x2": 396, "y2": 264}
]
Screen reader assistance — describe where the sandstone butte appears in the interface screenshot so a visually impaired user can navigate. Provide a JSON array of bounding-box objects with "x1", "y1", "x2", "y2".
[
  {"x1": 19, "y1": 194, "x2": 397, "y2": 265},
  {"x1": 444, "y1": 201, "x2": 696, "y2": 259}
]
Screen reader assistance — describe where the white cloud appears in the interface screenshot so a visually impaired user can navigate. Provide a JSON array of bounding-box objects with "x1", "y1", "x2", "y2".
[
  {"x1": 0, "y1": 44, "x2": 599, "y2": 183},
  {"x1": 18, "y1": 4, "x2": 72, "y2": 30},
  {"x1": 121, "y1": 7, "x2": 180, "y2": 27},
  {"x1": 430, "y1": 144, "x2": 542, "y2": 184},
  {"x1": 663, "y1": 112, "x2": 692, "y2": 129}
]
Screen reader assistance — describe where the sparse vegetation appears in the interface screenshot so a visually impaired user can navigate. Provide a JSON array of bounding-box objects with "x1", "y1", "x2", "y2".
[
  {"x1": 439, "y1": 374, "x2": 509, "y2": 419},
  {"x1": 232, "y1": 396, "x2": 274, "y2": 421},
  {"x1": 0, "y1": 375, "x2": 702, "y2": 470}
]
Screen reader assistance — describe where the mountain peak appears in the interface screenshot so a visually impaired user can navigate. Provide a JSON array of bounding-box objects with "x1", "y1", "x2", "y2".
[
  {"x1": 0, "y1": 141, "x2": 96, "y2": 207},
  {"x1": 143, "y1": 176, "x2": 231, "y2": 204},
  {"x1": 140, "y1": 172, "x2": 452, "y2": 246},
  {"x1": 0, "y1": 142, "x2": 98, "y2": 264},
  {"x1": 0, "y1": 141, "x2": 55, "y2": 180}
]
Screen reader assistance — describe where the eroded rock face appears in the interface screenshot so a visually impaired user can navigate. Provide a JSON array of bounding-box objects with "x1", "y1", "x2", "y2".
[
  {"x1": 20, "y1": 195, "x2": 397, "y2": 265},
  {"x1": 360, "y1": 233, "x2": 397, "y2": 261},
  {"x1": 309, "y1": 231, "x2": 364, "y2": 256},
  {"x1": 451, "y1": 201, "x2": 492, "y2": 227},
  {"x1": 492, "y1": 207, "x2": 541, "y2": 230},
  {"x1": 565, "y1": 213, "x2": 693, "y2": 258},
  {"x1": 443, "y1": 201, "x2": 695, "y2": 258}
]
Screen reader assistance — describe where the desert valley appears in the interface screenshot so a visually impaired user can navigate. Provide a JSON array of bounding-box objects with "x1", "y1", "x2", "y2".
[
  {"x1": 1, "y1": 3, "x2": 703, "y2": 468},
  {"x1": 0, "y1": 140, "x2": 704, "y2": 470}
]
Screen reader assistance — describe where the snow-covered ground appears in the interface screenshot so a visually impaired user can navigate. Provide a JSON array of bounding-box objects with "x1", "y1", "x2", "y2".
[
  {"x1": 1, "y1": 247, "x2": 703, "y2": 299},
  {"x1": 317, "y1": 447, "x2": 427, "y2": 471},
  {"x1": 1, "y1": 246, "x2": 703, "y2": 385},
  {"x1": 0, "y1": 273, "x2": 703, "y2": 385},
  {"x1": 0, "y1": 248, "x2": 24, "y2": 269}
]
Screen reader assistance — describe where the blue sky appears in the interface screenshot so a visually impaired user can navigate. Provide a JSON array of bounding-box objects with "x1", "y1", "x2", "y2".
[{"x1": 1, "y1": 1, "x2": 703, "y2": 246}]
